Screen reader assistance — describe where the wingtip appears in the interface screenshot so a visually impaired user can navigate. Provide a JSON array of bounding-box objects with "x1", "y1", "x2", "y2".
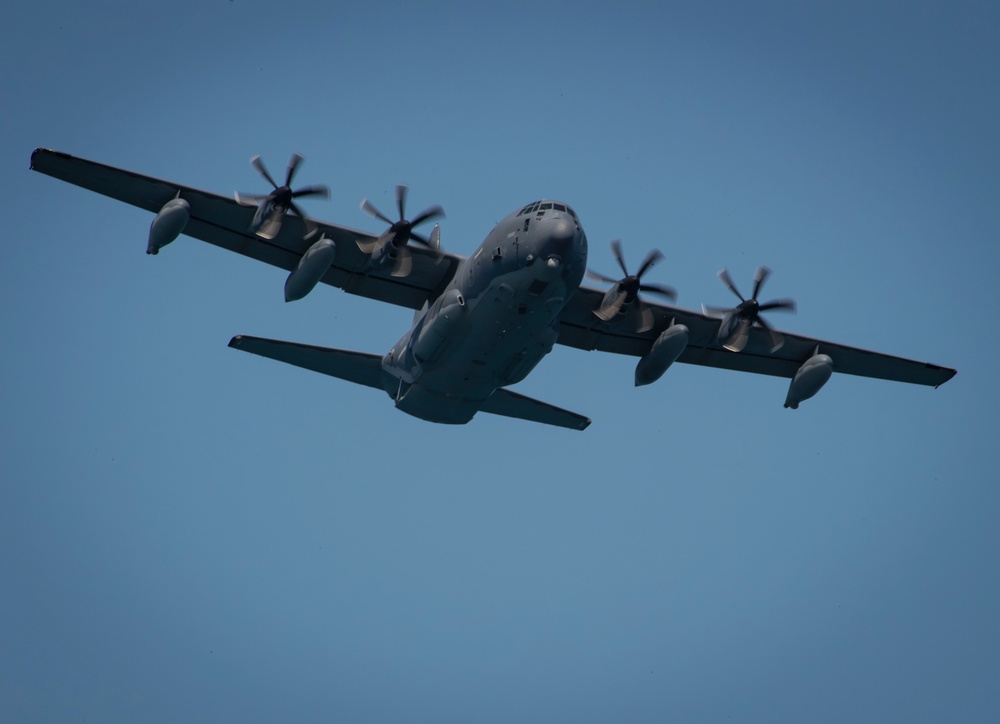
[
  {"x1": 935, "y1": 367, "x2": 958, "y2": 388},
  {"x1": 29, "y1": 147, "x2": 72, "y2": 172},
  {"x1": 29, "y1": 147, "x2": 48, "y2": 170}
]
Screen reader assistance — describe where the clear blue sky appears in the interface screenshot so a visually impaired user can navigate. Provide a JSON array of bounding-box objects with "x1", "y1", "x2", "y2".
[{"x1": 3, "y1": 1, "x2": 997, "y2": 721}]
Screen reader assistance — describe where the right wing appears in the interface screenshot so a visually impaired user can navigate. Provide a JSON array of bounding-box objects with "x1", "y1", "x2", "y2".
[{"x1": 29, "y1": 148, "x2": 460, "y2": 311}]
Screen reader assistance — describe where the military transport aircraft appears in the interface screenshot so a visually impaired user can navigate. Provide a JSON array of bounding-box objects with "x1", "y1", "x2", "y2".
[{"x1": 29, "y1": 148, "x2": 956, "y2": 430}]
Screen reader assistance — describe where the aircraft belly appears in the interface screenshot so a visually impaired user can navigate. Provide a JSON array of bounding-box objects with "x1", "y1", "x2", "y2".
[{"x1": 392, "y1": 270, "x2": 567, "y2": 421}]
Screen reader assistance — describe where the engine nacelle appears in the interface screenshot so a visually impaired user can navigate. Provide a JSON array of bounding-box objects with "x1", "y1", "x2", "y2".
[
  {"x1": 284, "y1": 236, "x2": 336, "y2": 302},
  {"x1": 412, "y1": 289, "x2": 466, "y2": 362},
  {"x1": 635, "y1": 323, "x2": 689, "y2": 386},
  {"x1": 784, "y1": 352, "x2": 833, "y2": 409},
  {"x1": 146, "y1": 197, "x2": 189, "y2": 254}
]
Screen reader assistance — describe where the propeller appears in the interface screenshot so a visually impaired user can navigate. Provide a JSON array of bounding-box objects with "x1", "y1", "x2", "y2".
[
  {"x1": 587, "y1": 240, "x2": 677, "y2": 332},
  {"x1": 236, "y1": 153, "x2": 330, "y2": 239},
  {"x1": 356, "y1": 184, "x2": 445, "y2": 277},
  {"x1": 703, "y1": 266, "x2": 796, "y2": 352}
]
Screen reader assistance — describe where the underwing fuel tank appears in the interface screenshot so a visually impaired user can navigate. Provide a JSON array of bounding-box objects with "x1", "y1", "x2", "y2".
[
  {"x1": 784, "y1": 352, "x2": 833, "y2": 409},
  {"x1": 284, "y1": 236, "x2": 336, "y2": 302},
  {"x1": 146, "y1": 196, "x2": 190, "y2": 254},
  {"x1": 412, "y1": 289, "x2": 466, "y2": 362},
  {"x1": 634, "y1": 323, "x2": 689, "y2": 386}
]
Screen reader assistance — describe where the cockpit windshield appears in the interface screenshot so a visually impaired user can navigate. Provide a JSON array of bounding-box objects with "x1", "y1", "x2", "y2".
[{"x1": 517, "y1": 200, "x2": 577, "y2": 219}]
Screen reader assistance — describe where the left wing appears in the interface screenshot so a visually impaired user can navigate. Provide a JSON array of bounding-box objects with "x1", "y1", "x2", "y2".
[
  {"x1": 557, "y1": 284, "x2": 956, "y2": 388},
  {"x1": 29, "y1": 148, "x2": 459, "y2": 310}
]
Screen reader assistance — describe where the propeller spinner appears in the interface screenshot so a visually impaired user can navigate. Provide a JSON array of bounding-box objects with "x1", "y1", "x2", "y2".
[
  {"x1": 236, "y1": 153, "x2": 330, "y2": 240},
  {"x1": 356, "y1": 184, "x2": 444, "y2": 278},
  {"x1": 587, "y1": 240, "x2": 677, "y2": 333},
  {"x1": 703, "y1": 266, "x2": 796, "y2": 352}
]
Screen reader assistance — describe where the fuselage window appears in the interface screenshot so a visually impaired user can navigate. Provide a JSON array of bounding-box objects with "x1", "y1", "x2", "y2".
[
  {"x1": 554, "y1": 203, "x2": 566, "y2": 212},
  {"x1": 540, "y1": 203, "x2": 553, "y2": 210}
]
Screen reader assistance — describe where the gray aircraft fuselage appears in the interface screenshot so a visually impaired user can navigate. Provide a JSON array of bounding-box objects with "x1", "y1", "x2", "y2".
[{"x1": 380, "y1": 200, "x2": 588, "y2": 424}]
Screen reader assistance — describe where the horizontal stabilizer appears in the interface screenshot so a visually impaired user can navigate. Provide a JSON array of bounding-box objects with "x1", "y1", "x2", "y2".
[
  {"x1": 228, "y1": 335, "x2": 384, "y2": 389},
  {"x1": 229, "y1": 335, "x2": 589, "y2": 430},
  {"x1": 480, "y1": 388, "x2": 591, "y2": 431}
]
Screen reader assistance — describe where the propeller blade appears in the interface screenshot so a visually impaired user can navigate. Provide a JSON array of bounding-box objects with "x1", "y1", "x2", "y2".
[
  {"x1": 288, "y1": 201, "x2": 318, "y2": 238},
  {"x1": 292, "y1": 185, "x2": 330, "y2": 199},
  {"x1": 594, "y1": 287, "x2": 628, "y2": 321},
  {"x1": 587, "y1": 270, "x2": 620, "y2": 285},
  {"x1": 360, "y1": 199, "x2": 394, "y2": 226},
  {"x1": 754, "y1": 314, "x2": 785, "y2": 351},
  {"x1": 636, "y1": 302, "x2": 655, "y2": 333},
  {"x1": 256, "y1": 210, "x2": 284, "y2": 240},
  {"x1": 759, "y1": 298, "x2": 796, "y2": 313},
  {"x1": 234, "y1": 191, "x2": 268, "y2": 205},
  {"x1": 710, "y1": 268, "x2": 794, "y2": 352},
  {"x1": 638, "y1": 283, "x2": 677, "y2": 301},
  {"x1": 410, "y1": 226, "x2": 444, "y2": 255},
  {"x1": 396, "y1": 184, "x2": 408, "y2": 221},
  {"x1": 702, "y1": 304, "x2": 732, "y2": 317},
  {"x1": 718, "y1": 268, "x2": 745, "y2": 302},
  {"x1": 752, "y1": 266, "x2": 771, "y2": 300},
  {"x1": 723, "y1": 318, "x2": 752, "y2": 353},
  {"x1": 285, "y1": 153, "x2": 304, "y2": 187},
  {"x1": 244, "y1": 154, "x2": 328, "y2": 240},
  {"x1": 380, "y1": 231, "x2": 398, "y2": 250},
  {"x1": 251, "y1": 156, "x2": 279, "y2": 189},
  {"x1": 356, "y1": 236, "x2": 381, "y2": 254},
  {"x1": 611, "y1": 240, "x2": 628, "y2": 277},
  {"x1": 636, "y1": 249, "x2": 664, "y2": 280},
  {"x1": 410, "y1": 205, "x2": 445, "y2": 228},
  {"x1": 361, "y1": 184, "x2": 445, "y2": 263},
  {"x1": 593, "y1": 241, "x2": 676, "y2": 322}
]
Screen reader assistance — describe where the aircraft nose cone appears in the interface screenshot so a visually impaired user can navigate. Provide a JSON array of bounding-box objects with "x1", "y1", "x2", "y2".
[{"x1": 544, "y1": 218, "x2": 578, "y2": 259}]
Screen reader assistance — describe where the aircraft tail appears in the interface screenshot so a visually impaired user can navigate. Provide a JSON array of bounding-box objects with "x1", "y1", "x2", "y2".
[{"x1": 228, "y1": 335, "x2": 590, "y2": 430}]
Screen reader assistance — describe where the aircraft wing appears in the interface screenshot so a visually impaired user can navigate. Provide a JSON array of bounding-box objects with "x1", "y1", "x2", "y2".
[
  {"x1": 29, "y1": 148, "x2": 459, "y2": 310},
  {"x1": 556, "y1": 285, "x2": 956, "y2": 387}
]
